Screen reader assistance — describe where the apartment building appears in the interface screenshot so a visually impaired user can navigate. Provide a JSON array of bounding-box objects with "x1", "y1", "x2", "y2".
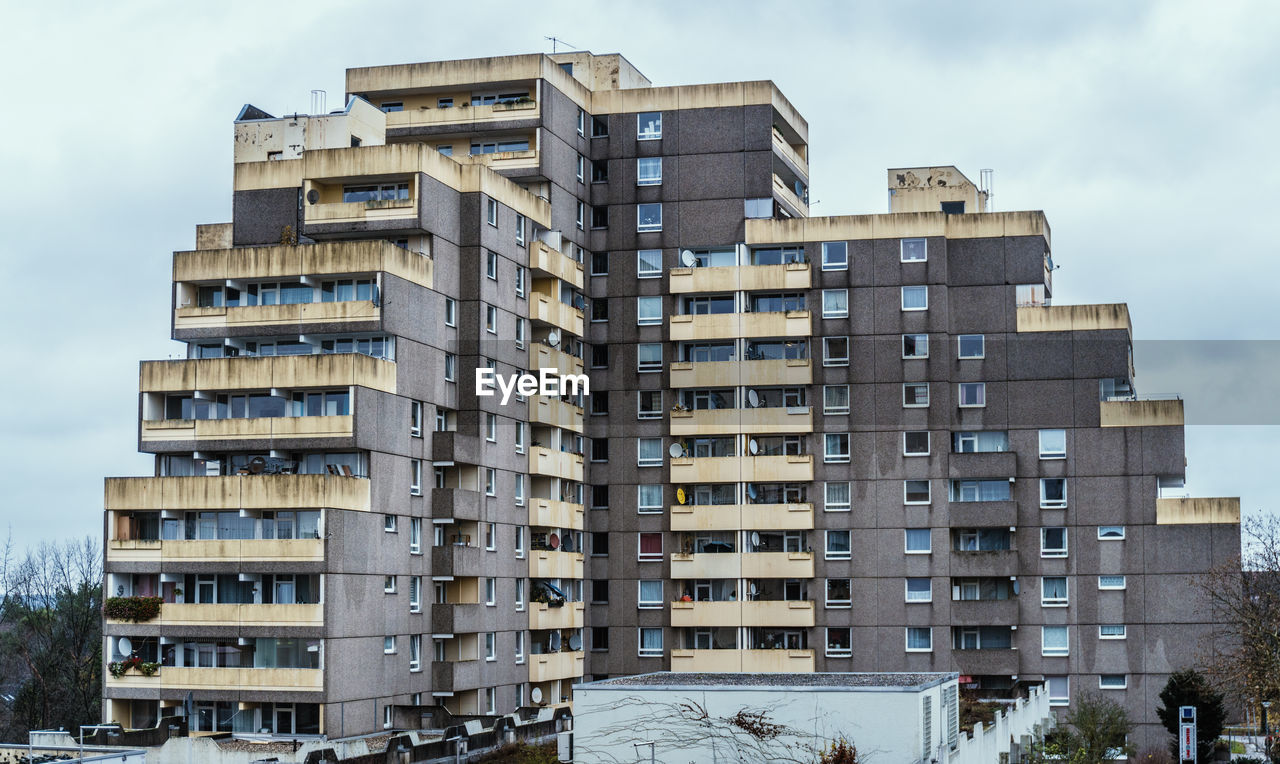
[{"x1": 103, "y1": 51, "x2": 1238, "y2": 746}]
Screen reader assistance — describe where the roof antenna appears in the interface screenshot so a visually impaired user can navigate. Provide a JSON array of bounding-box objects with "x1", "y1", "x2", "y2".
[{"x1": 545, "y1": 36, "x2": 576, "y2": 54}]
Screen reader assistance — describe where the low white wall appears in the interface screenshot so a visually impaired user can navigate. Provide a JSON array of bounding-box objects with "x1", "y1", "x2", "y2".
[{"x1": 946, "y1": 686, "x2": 1054, "y2": 764}]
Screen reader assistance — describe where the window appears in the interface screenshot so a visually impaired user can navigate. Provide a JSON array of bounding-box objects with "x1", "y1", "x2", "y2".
[
  {"x1": 591, "y1": 115, "x2": 608, "y2": 137},
  {"x1": 1042, "y1": 527, "x2": 1068, "y2": 557},
  {"x1": 637, "y1": 580, "x2": 664, "y2": 609},
  {"x1": 823, "y1": 337, "x2": 850, "y2": 366},
  {"x1": 637, "y1": 297, "x2": 662, "y2": 325},
  {"x1": 515, "y1": 631, "x2": 525, "y2": 661},
  {"x1": 901, "y1": 286, "x2": 928, "y2": 311},
  {"x1": 1040, "y1": 478, "x2": 1067, "y2": 508},
  {"x1": 958, "y1": 382, "x2": 986, "y2": 407},
  {"x1": 515, "y1": 317, "x2": 526, "y2": 348},
  {"x1": 1098, "y1": 526, "x2": 1125, "y2": 540},
  {"x1": 637, "y1": 203, "x2": 662, "y2": 232},
  {"x1": 577, "y1": 108, "x2": 586, "y2": 136},
  {"x1": 906, "y1": 627, "x2": 932, "y2": 652},
  {"x1": 485, "y1": 632, "x2": 496, "y2": 661},
  {"x1": 637, "y1": 438, "x2": 663, "y2": 467},
  {"x1": 1042, "y1": 576, "x2": 1068, "y2": 606},
  {"x1": 589, "y1": 345, "x2": 608, "y2": 369},
  {"x1": 485, "y1": 304, "x2": 497, "y2": 334},
  {"x1": 515, "y1": 526, "x2": 525, "y2": 557},
  {"x1": 638, "y1": 627, "x2": 663, "y2": 657},
  {"x1": 590, "y1": 438, "x2": 609, "y2": 463},
  {"x1": 384, "y1": 515, "x2": 397, "y2": 533},
  {"x1": 1039, "y1": 429, "x2": 1067, "y2": 459},
  {"x1": 638, "y1": 485, "x2": 663, "y2": 513},
  {"x1": 744, "y1": 198, "x2": 773, "y2": 218},
  {"x1": 901, "y1": 238, "x2": 927, "y2": 262},
  {"x1": 591, "y1": 206, "x2": 608, "y2": 228},
  {"x1": 826, "y1": 579, "x2": 852, "y2": 608},
  {"x1": 821, "y1": 241, "x2": 847, "y2": 271},
  {"x1": 822, "y1": 289, "x2": 849, "y2": 318},
  {"x1": 514, "y1": 475, "x2": 526, "y2": 508},
  {"x1": 1042, "y1": 626, "x2": 1069, "y2": 656},
  {"x1": 904, "y1": 480, "x2": 931, "y2": 504},
  {"x1": 576, "y1": 201, "x2": 585, "y2": 231},
  {"x1": 409, "y1": 518, "x2": 422, "y2": 554},
  {"x1": 591, "y1": 484, "x2": 609, "y2": 510},
  {"x1": 591, "y1": 532, "x2": 610, "y2": 557},
  {"x1": 444, "y1": 354, "x2": 456, "y2": 382},
  {"x1": 515, "y1": 214, "x2": 525, "y2": 247},
  {"x1": 638, "y1": 390, "x2": 662, "y2": 419},
  {"x1": 409, "y1": 635, "x2": 421, "y2": 671},
  {"x1": 906, "y1": 578, "x2": 932, "y2": 602},
  {"x1": 384, "y1": 636, "x2": 397, "y2": 654},
  {"x1": 637, "y1": 343, "x2": 663, "y2": 371},
  {"x1": 1099, "y1": 674, "x2": 1127, "y2": 690},
  {"x1": 486, "y1": 250, "x2": 499, "y2": 280},
  {"x1": 485, "y1": 468, "x2": 496, "y2": 496},
  {"x1": 902, "y1": 334, "x2": 928, "y2": 359},
  {"x1": 825, "y1": 530, "x2": 851, "y2": 560},
  {"x1": 826, "y1": 627, "x2": 852, "y2": 657},
  {"x1": 582, "y1": 252, "x2": 605, "y2": 279},
  {"x1": 485, "y1": 577, "x2": 496, "y2": 606},
  {"x1": 637, "y1": 249, "x2": 663, "y2": 278},
  {"x1": 638, "y1": 533, "x2": 663, "y2": 561},
  {"x1": 903, "y1": 383, "x2": 929, "y2": 407},
  {"x1": 1099, "y1": 575, "x2": 1126, "y2": 590},
  {"x1": 958, "y1": 334, "x2": 984, "y2": 359},
  {"x1": 384, "y1": 575, "x2": 397, "y2": 593},
  {"x1": 824, "y1": 482, "x2": 851, "y2": 512},
  {"x1": 576, "y1": 154, "x2": 586, "y2": 183},
  {"x1": 637, "y1": 111, "x2": 662, "y2": 140},
  {"x1": 485, "y1": 522, "x2": 496, "y2": 551},
  {"x1": 824, "y1": 433, "x2": 850, "y2": 463},
  {"x1": 903, "y1": 431, "x2": 930, "y2": 456},
  {"x1": 823, "y1": 385, "x2": 850, "y2": 415},
  {"x1": 950, "y1": 479, "x2": 1011, "y2": 502},
  {"x1": 1046, "y1": 676, "x2": 1069, "y2": 706},
  {"x1": 409, "y1": 576, "x2": 421, "y2": 613},
  {"x1": 591, "y1": 159, "x2": 608, "y2": 183},
  {"x1": 592, "y1": 298, "x2": 609, "y2": 322},
  {"x1": 410, "y1": 460, "x2": 422, "y2": 496},
  {"x1": 445, "y1": 298, "x2": 456, "y2": 327},
  {"x1": 637, "y1": 157, "x2": 662, "y2": 186},
  {"x1": 592, "y1": 580, "x2": 610, "y2": 604},
  {"x1": 1099, "y1": 624, "x2": 1127, "y2": 640},
  {"x1": 953, "y1": 431, "x2": 1008, "y2": 453},
  {"x1": 591, "y1": 394, "x2": 610, "y2": 416},
  {"x1": 486, "y1": 199, "x2": 498, "y2": 227},
  {"x1": 904, "y1": 529, "x2": 931, "y2": 554}
]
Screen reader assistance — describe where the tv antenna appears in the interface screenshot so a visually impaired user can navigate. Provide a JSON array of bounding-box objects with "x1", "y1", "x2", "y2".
[{"x1": 545, "y1": 36, "x2": 576, "y2": 54}]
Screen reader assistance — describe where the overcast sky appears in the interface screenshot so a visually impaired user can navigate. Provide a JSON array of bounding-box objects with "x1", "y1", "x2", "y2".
[{"x1": 1, "y1": 1, "x2": 1277, "y2": 553}]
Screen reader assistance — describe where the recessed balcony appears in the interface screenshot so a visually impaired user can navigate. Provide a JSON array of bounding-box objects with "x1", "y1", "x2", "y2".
[
  {"x1": 105, "y1": 475, "x2": 368, "y2": 513},
  {"x1": 670, "y1": 600, "x2": 815, "y2": 628},
  {"x1": 527, "y1": 650, "x2": 583, "y2": 683},
  {"x1": 667, "y1": 262, "x2": 810, "y2": 294},
  {"x1": 668, "y1": 358, "x2": 812, "y2": 388},
  {"x1": 670, "y1": 648, "x2": 814, "y2": 673},
  {"x1": 530, "y1": 498, "x2": 584, "y2": 531},
  {"x1": 669, "y1": 407, "x2": 812, "y2": 436},
  {"x1": 669, "y1": 454, "x2": 813, "y2": 484},
  {"x1": 528, "y1": 550, "x2": 583, "y2": 579},
  {"x1": 140, "y1": 354, "x2": 396, "y2": 395},
  {"x1": 772, "y1": 173, "x2": 809, "y2": 217},
  {"x1": 175, "y1": 301, "x2": 381, "y2": 332},
  {"x1": 104, "y1": 667, "x2": 323, "y2": 693},
  {"x1": 668, "y1": 311, "x2": 811, "y2": 342},
  {"x1": 670, "y1": 503, "x2": 814, "y2": 532},
  {"x1": 384, "y1": 99, "x2": 540, "y2": 131},
  {"x1": 528, "y1": 601, "x2": 584, "y2": 631},
  {"x1": 105, "y1": 538, "x2": 324, "y2": 564},
  {"x1": 530, "y1": 241, "x2": 584, "y2": 290},
  {"x1": 529, "y1": 396, "x2": 584, "y2": 433},
  {"x1": 530, "y1": 293, "x2": 584, "y2": 337},
  {"x1": 105, "y1": 603, "x2": 324, "y2": 628},
  {"x1": 529, "y1": 446, "x2": 583, "y2": 482},
  {"x1": 141, "y1": 415, "x2": 354, "y2": 444},
  {"x1": 771, "y1": 127, "x2": 809, "y2": 180},
  {"x1": 669, "y1": 552, "x2": 814, "y2": 580},
  {"x1": 173, "y1": 240, "x2": 431, "y2": 290}
]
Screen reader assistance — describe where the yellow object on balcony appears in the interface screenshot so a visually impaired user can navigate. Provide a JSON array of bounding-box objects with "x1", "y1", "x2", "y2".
[
  {"x1": 528, "y1": 602, "x2": 584, "y2": 631},
  {"x1": 668, "y1": 358, "x2": 812, "y2": 388},
  {"x1": 142, "y1": 415, "x2": 354, "y2": 443},
  {"x1": 670, "y1": 648, "x2": 815, "y2": 673},
  {"x1": 668, "y1": 262, "x2": 810, "y2": 293},
  {"x1": 668, "y1": 311, "x2": 811, "y2": 341},
  {"x1": 527, "y1": 651, "x2": 583, "y2": 684},
  {"x1": 669, "y1": 454, "x2": 813, "y2": 484},
  {"x1": 140, "y1": 354, "x2": 395, "y2": 395},
  {"x1": 669, "y1": 406, "x2": 812, "y2": 436},
  {"x1": 670, "y1": 503, "x2": 815, "y2": 532}
]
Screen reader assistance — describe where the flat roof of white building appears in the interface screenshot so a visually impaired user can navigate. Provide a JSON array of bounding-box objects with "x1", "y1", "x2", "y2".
[{"x1": 578, "y1": 671, "x2": 959, "y2": 692}]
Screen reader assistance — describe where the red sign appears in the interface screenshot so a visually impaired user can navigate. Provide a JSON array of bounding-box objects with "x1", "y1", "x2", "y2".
[{"x1": 1180, "y1": 722, "x2": 1196, "y2": 759}]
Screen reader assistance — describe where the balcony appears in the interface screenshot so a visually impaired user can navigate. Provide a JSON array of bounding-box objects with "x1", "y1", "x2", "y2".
[
  {"x1": 528, "y1": 550, "x2": 584, "y2": 579},
  {"x1": 385, "y1": 99, "x2": 540, "y2": 131},
  {"x1": 669, "y1": 407, "x2": 812, "y2": 436},
  {"x1": 529, "y1": 344, "x2": 584, "y2": 377},
  {"x1": 949, "y1": 599, "x2": 1017, "y2": 627},
  {"x1": 305, "y1": 197, "x2": 418, "y2": 228},
  {"x1": 531, "y1": 293, "x2": 584, "y2": 337},
  {"x1": 431, "y1": 603, "x2": 486, "y2": 635},
  {"x1": 106, "y1": 475, "x2": 368, "y2": 513},
  {"x1": 1155, "y1": 497, "x2": 1241, "y2": 526},
  {"x1": 670, "y1": 648, "x2": 814, "y2": 673},
  {"x1": 105, "y1": 538, "x2": 324, "y2": 564},
  {"x1": 667, "y1": 262, "x2": 810, "y2": 293},
  {"x1": 670, "y1": 600, "x2": 815, "y2": 628},
  {"x1": 529, "y1": 396, "x2": 584, "y2": 433},
  {"x1": 668, "y1": 311, "x2": 811, "y2": 342},
  {"x1": 431, "y1": 544, "x2": 487, "y2": 578},
  {"x1": 669, "y1": 454, "x2": 813, "y2": 484},
  {"x1": 106, "y1": 603, "x2": 324, "y2": 628},
  {"x1": 1016, "y1": 304, "x2": 1132, "y2": 335},
  {"x1": 950, "y1": 550, "x2": 1019, "y2": 578},
  {"x1": 530, "y1": 241, "x2": 584, "y2": 290},
  {"x1": 105, "y1": 667, "x2": 323, "y2": 693},
  {"x1": 140, "y1": 354, "x2": 396, "y2": 395},
  {"x1": 668, "y1": 358, "x2": 812, "y2": 388},
  {"x1": 670, "y1": 503, "x2": 814, "y2": 532},
  {"x1": 951, "y1": 649, "x2": 1020, "y2": 677},
  {"x1": 431, "y1": 487, "x2": 483, "y2": 522},
  {"x1": 174, "y1": 301, "x2": 381, "y2": 332},
  {"x1": 948, "y1": 501, "x2": 1017, "y2": 528},
  {"x1": 528, "y1": 601, "x2": 584, "y2": 631},
  {"x1": 141, "y1": 415, "x2": 354, "y2": 444},
  {"x1": 529, "y1": 446, "x2": 583, "y2": 482},
  {"x1": 173, "y1": 240, "x2": 432, "y2": 290},
  {"x1": 528, "y1": 651, "x2": 583, "y2": 683},
  {"x1": 772, "y1": 173, "x2": 809, "y2": 217},
  {"x1": 1099, "y1": 398, "x2": 1184, "y2": 427},
  {"x1": 771, "y1": 128, "x2": 809, "y2": 179},
  {"x1": 670, "y1": 552, "x2": 813, "y2": 579},
  {"x1": 948, "y1": 452, "x2": 1017, "y2": 479},
  {"x1": 454, "y1": 148, "x2": 540, "y2": 172},
  {"x1": 530, "y1": 498, "x2": 584, "y2": 531},
  {"x1": 432, "y1": 432, "x2": 483, "y2": 464}
]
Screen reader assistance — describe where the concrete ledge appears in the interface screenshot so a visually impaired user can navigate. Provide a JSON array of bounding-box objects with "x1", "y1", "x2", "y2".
[{"x1": 1156, "y1": 497, "x2": 1240, "y2": 525}]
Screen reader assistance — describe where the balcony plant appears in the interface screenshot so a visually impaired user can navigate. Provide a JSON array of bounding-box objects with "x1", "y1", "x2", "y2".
[
  {"x1": 103, "y1": 596, "x2": 163, "y2": 623},
  {"x1": 107, "y1": 656, "x2": 161, "y2": 678}
]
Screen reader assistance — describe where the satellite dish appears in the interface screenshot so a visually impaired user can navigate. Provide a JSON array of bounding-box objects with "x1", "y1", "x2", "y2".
[
  {"x1": 306, "y1": 189, "x2": 320, "y2": 205},
  {"x1": 549, "y1": 632, "x2": 562, "y2": 651},
  {"x1": 676, "y1": 487, "x2": 687, "y2": 505},
  {"x1": 748, "y1": 438, "x2": 760, "y2": 456},
  {"x1": 568, "y1": 634, "x2": 582, "y2": 651},
  {"x1": 747, "y1": 390, "x2": 761, "y2": 408},
  {"x1": 573, "y1": 294, "x2": 585, "y2": 310},
  {"x1": 680, "y1": 249, "x2": 696, "y2": 267},
  {"x1": 118, "y1": 636, "x2": 133, "y2": 654},
  {"x1": 249, "y1": 456, "x2": 267, "y2": 474},
  {"x1": 547, "y1": 331, "x2": 560, "y2": 348},
  {"x1": 531, "y1": 687, "x2": 544, "y2": 705},
  {"x1": 668, "y1": 442, "x2": 685, "y2": 459},
  {"x1": 750, "y1": 531, "x2": 761, "y2": 548},
  {"x1": 548, "y1": 533, "x2": 561, "y2": 550},
  {"x1": 746, "y1": 484, "x2": 759, "y2": 501},
  {"x1": 749, "y1": 582, "x2": 759, "y2": 597}
]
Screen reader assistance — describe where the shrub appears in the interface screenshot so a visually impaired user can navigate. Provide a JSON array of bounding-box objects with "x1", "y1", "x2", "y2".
[
  {"x1": 1135, "y1": 745, "x2": 1175, "y2": 764},
  {"x1": 103, "y1": 596, "x2": 162, "y2": 623},
  {"x1": 819, "y1": 737, "x2": 859, "y2": 764}
]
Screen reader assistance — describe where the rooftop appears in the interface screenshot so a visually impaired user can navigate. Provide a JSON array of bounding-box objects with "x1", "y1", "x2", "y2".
[{"x1": 578, "y1": 671, "x2": 959, "y2": 692}]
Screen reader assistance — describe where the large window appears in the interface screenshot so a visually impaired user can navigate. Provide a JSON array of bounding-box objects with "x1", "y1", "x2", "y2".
[
  {"x1": 900, "y1": 238, "x2": 927, "y2": 262},
  {"x1": 901, "y1": 286, "x2": 928, "y2": 311},
  {"x1": 904, "y1": 529, "x2": 931, "y2": 554},
  {"x1": 637, "y1": 157, "x2": 662, "y2": 186},
  {"x1": 638, "y1": 627, "x2": 663, "y2": 657},
  {"x1": 822, "y1": 289, "x2": 849, "y2": 318},
  {"x1": 953, "y1": 431, "x2": 1008, "y2": 453},
  {"x1": 637, "y1": 343, "x2": 663, "y2": 371},
  {"x1": 902, "y1": 334, "x2": 928, "y2": 359},
  {"x1": 637, "y1": 296, "x2": 663, "y2": 325},
  {"x1": 950, "y1": 479, "x2": 1012, "y2": 502},
  {"x1": 1039, "y1": 429, "x2": 1067, "y2": 459},
  {"x1": 905, "y1": 578, "x2": 932, "y2": 602},
  {"x1": 826, "y1": 628, "x2": 852, "y2": 657},
  {"x1": 637, "y1": 485, "x2": 663, "y2": 513},
  {"x1": 637, "y1": 112, "x2": 662, "y2": 140},
  {"x1": 823, "y1": 385, "x2": 850, "y2": 415},
  {"x1": 903, "y1": 431, "x2": 930, "y2": 456},
  {"x1": 1046, "y1": 676, "x2": 1069, "y2": 706},
  {"x1": 903, "y1": 383, "x2": 929, "y2": 407},
  {"x1": 1040, "y1": 478, "x2": 1067, "y2": 508},
  {"x1": 638, "y1": 581, "x2": 663, "y2": 608},
  {"x1": 1042, "y1": 626, "x2": 1069, "y2": 656},
  {"x1": 342, "y1": 182, "x2": 409, "y2": 203},
  {"x1": 906, "y1": 627, "x2": 932, "y2": 652},
  {"x1": 958, "y1": 334, "x2": 985, "y2": 359},
  {"x1": 637, "y1": 249, "x2": 663, "y2": 278},
  {"x1": 824, "y1": 433, "x2": 850, "y2": 463},
  {"x1": 824, "y1": 482, "x2": 851, "y2": 512},
  {"x1": 821, "y1": 242, "x2": 848, "y2": 271},
  {"x1": 1042, "y1": 577, "x2": 1068, "y2": 606},
  {"x1": 825, "y1": 530, "x2": 851, "y2": 560},
  {"x1": 1098, "y1": 525, "x2": 1126, "y2": 540},
  {"x1": 823, "y1": 337, "x2": 850, "y2": 366},
  {"x1": 958, "y1": 382, "x2": 986, "y2": 407},
  {"x1": 638, "y1": 533, "x2": 663, "y2": 561},
  {"x1": 637, "y1": 203, "x2": 662, "y2": 232},
  {"x1": 904, "y1": 480, "x2": 931, "y2": 504},
  {"x1": 1042, "y1": 527, "x2": 1067, "y2": 557},
  {"x1": 637, "y1": 438, "x2": 663, "y2": 467}
]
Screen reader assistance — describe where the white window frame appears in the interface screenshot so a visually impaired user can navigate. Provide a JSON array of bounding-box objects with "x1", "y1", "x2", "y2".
[
  {"x1": 410, "y1": 459, "x2": 422, "y2": 496},
  {"x1": 576, "y1": 201, "x2": 585, "y2": 231},
  {"x1": 958, "y1": 382, "x2": 986, "y2": 407},
  {"x1": 821, "y1": 241, "x2": 848, "y2": 271},
  {"x1": 822, "y1": 289, "x2": 849, "y2": 319},
  {"x1": 445, "y1": 298, "x2": 456, "y2": 327},
  {"x1": 824, "y1": 433, "x2": 850, "y2": 464},
  {"x1": 485, "y1": 577, "x2": 496, "y2": 606},
  {"x1": 903, "y1": 383, "x2": 930, "y2": 408},
  {"x1": 409, "y1": 518, "x2": 422, "y2": 554},
  {"x1": 1039, "y1": 429, "x2": 1067, "y2": 459},
  {"x1": 486, "y1": 413, "x2": 497, "y2": 442},
  {"x1": 637, "y1": 343, "x2": 663, "y2": 371},
  {"x1": 823, "y1": 336, "x2": 850, "y2": 366},
  {"x1": 637, "y1": 390, "x2": 662, "y2": 420},
  {"x1": 824, "y1": 481, "x2": 851, "y2": 512},
  {"x1": 1041, "y1": 626, "x2": 1069, "y2": 656},
  {"x1": 1041, "y1": 576, "x2": 1069, "y2": 607},
  {"x1": 637, "y1": 248, "x2": 663, "y2": 278},
  {"x1": 637, "y1": 111, "x2": 662, "y2": 140},
  {"x1": 905, "y1": 627, "x2": 932, "y2": 652},
  {"x1": 1098, "y1": 525, "x2": 1125, "y2": 540},
  {"x1": 485, "y1": 468, "x2": 496, "y2": 497},
  {"x1": 903, "y1": 431, "x2": 930, "y2": 456},
  {"x1": 637, "y1": 438, "x2": 663, "y2": 468},
  {"x1": 1098, "y1": 624, "x2": 1127, "y2": 640},
  {"x1": 1040, "y1": 478, "x2": 1067, "y2": 508},
  {"x1": 408, "y1": 635, "x2": 421, "y2": 672},
  {"x1": 384, "y1": 514, "x2": 397, "y2": 533},
  {"x1": 823, "y1": 385, "x2": 850, "y2": 415},
  {"x1": 824, "y1": 530, "x2": 851, "y2": 560},
  {"x1": 902, "y1": 334, "x2": 929, "y2": 359},
  {"x1": 825, "y1": 578, "x2": 852, "y2": 609},
  {"x1": 901, "y1": 285, "x2": 928, "y2": 311},
  {"x1": 515, "y1": 526, "x2": 525, "y2": 558},
  {"x1": 904, "y1": 529, "x2": 931, "y2": 554},
  {"x1": 900, "y1": 238, "x2": 927, "y2": 262},
  {"x1": 1099, "y1": 674, "x2": 1127, "y2": 690},
  {"x1": 637, "y1": 157, "x2": 662, "y2": 186},
  {"x1": 904, "y1": 480, "x2": 931, "y2": 505},
  {"x1": 1098, "y1": 575, "x2": 1127, "y2": 591},
  {"x1": 384, "y1": 575, "x2": 397, "y2": 593},
  {"x1": 485, "y1": 304, "x2": 497, "y2": 334},
  {"x1": 486, "y1": 199, "x2": 498, "y2": 227},
  {"x1": 486, "y1": 250, "x2": 499, "y2": 280},
  {"x1": 516, "y1": 265, "x2": 526, "y2": 297},
  {"x1": 825, "y1": 627, "x2": 853, "y2": 657},
  {"x1": 638, "y1": 627, "x2": 663, "y2": 657},
  {"x1": 444, "y1": 353, "x2": 456, "y2": 382},
  {"x1": 637, "y1": 484, "x2": 663, "y2": 513},
  {"x1": 577, "y1": 154, "x2": 586, "y2": 183},
  {"x1": 485, "y1": 632, "x2": 496, "y2": 661},
  {"x1": 958, "y1": 334, "x2": 985, "y2": 359},
  {"x1": 384, "y1": 635, "x2": 397, "y2": 654},
  {"x1": 637, "y1": 296, "x2": 662, "y2": 326},
  {"x1": 410, "y1": 401, "x2": 423, "y2": 438},
  {"x1": 905, "y1": 578, "x2": 932, "y2": 603},
  {"x1": 637, "y1": 580, "x2": 664, "y2": 609},
  {"x1": 1047, "y1": 676, "x2": 1069, "y2": 706},
  {"x1": 1041, "y1": 527, "x2": 1068, "y2": 558},
  {"x1": 409, "y1": 576, "x2": 422, "y2": 613},
  {"x1": 515, "y1": 630, "x2": 525, "y2": 662},
  {"x1": 637, "y1": 532, "x2": 663, "y2": 562},
  {"x1": 637, "y1": 203, "x2": 662, "y2": 232}
]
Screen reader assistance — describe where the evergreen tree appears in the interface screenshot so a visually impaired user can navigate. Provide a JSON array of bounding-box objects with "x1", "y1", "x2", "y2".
[{"x1": 1156, "y1": 669, "x2": 1227, "y2": 762}]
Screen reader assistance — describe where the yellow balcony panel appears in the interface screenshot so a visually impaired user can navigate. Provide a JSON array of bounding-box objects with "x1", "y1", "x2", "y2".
[
  {"x1": 742, "y1": 600, "x2": 815, "y2": 628},
  {"x1": 142, "y1": 416, "x2": 355, "y2": 443},
  {"x1": 746, "y1": 210, "x2": 1050, "y2": 248},
  {"x1": 668, "y1": 358, "x2": 812, "y2": 388},
  {"x1": 530, "y1": 499, "x2": 584, "y2": 531},
  {"x1": 668, "y1": 454, "x2": 814, "y2": 484},
  {"x1": 670, "y1": 648, "x2": 815, "y2": 674},
  {"x1": 304, "y1": 197, "x2": 418, "y2": 226},
  {"x1": 529, "y1": 447, "x2": 584, "y2": 482},
  {"x1": 110, "y1": 603, "x2": 323, "y2": 628},
  {"x1": 105, "y1": 475, "x2": 369, "y2": 513},
  {"x1": 384, "y1": 100, "x2": 540, "y2": 129},
  {"x1": 742, "y1": 502, "x2": 814, "y2": 531},
  {"x1": 106, "y1": 667, "x2": 323, "y2": 693},
  {"x1": 528, "y1": 651, "x2": 583, "y2": 684},
  {"x1": 174, "y1": 301, "x2": 380, "y2": 331},
  {"x1": 140, "y1": 354, "x2": 395, "y2": 394},
  {"x1": 669, "y1": 407, "x2": 812, "y2": 436},
  {"x1": 1099, "y1": 399, "x2": 1184, "y2": 427},
  {"x1": 772, "y1": 174, "x2": 808, "y2": 217},
  {"x1": 1016, "y1": 304, "x2": 1132, "y2": 335},
  {"x1": 529, "y1": 344, "x2": 584, "y2": 377},
  {"x1": 105, "y1": 538, "x2": 324, "y2": 564},
  {"x1": 670, "y1": 601, "x2": 740, "y2": 628},
  {"x1": 667, "y1": 263, "x2": 810, "y2": 294},
  {"x1": 771, "y1": 128, "x2": 809, "y2": 178},
  {"x1": 669, "y1": 503, "x2": 814, "y2": 532},
  {"x1": 1156, "y1": 497, "x2": 1241, "y2": 525},
  {"x1": 530, "y1": 396, "x2": 584, "y2": 433},
  {"x1": 530, "y1": 241, "x2": 585, "y2": 290},
  {"x1": 531, "y1": 294, "x2": 584, "y2": 337},
  {"x1": 174, "y1": 241, "x2": 432, "y2": 289},
  {"x1": 529, "y1": 550, "x2": 584, "y2": 580},
  {"x1": 670, "y1": 553, "x2": 740, "y2": 580},
  {"x1": 456, "y1": 149, "x2": 540, "y2": 172},
  {"x1": 528, "y1": 601, "x2": 584, "y2": 632},
  {"x1": 741, "y1": 552, "x2": 814, "y2": 579},
  {"x1": 668, "y1": 311, "x2": 811, "y2": 342}
]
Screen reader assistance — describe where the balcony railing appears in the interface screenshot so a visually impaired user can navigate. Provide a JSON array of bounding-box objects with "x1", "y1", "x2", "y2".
[
  {"x1": 669, "y1": 407, "x2": 812, "y2": 436},
  {"x1": 384, "y1": 100, "x2": 539, "y2": 130},
  {"x1": 528, "y1": 550, "x2": 584, "y2": 579},
  {"x1": 105, "y1": 538, "x2": 324, "y2": 564},
  {"x1": 669, "y1": 600, "x2": 815, "y2": 628},
  {"x1": 528, "y1": 601, "x2": 584, "y2": 631},
  {"x1": 670, "y1": 551, "x2": 814, "y2": 580},
  {"x1": 529, "y1": 446, "x2": 584, "y2": 482},
  {"x1": 529, "y1": 396, "x2": 584, "y2": 433},
  {"x1": 141, "y1": 415, "x2": 354, "y2": 444},
  {"x1": 528, "y1": 650, "x2": 583, "y2": 683},
  {"x1": 670, "y1": 648, "x2": 814, "y2": 673},
  {"x1": 770, "y1": 128, "x2": 809, "y2": 178},
  {"x1": 105, "y1": 603, "x2": 323, "y2": 628},
  {"x1": 668, "y1": 262, "x2": 810, "y2": 293},
  {"x1": 668, "y1": 311, "x2": 811, "y2": 342},
  {"x1": 106, "y1": 474, "x2": 368, "y2": 513},
  {"x1": 530, "y1": 240, "x2": 585, "y2": 290},
  {"x1": 670, "y1": 502, "x2": 814, "y2": 532},
  {"x1": 668, "y1": 358, "x2": 811, "y2": 388},
  {"x1": 531, "y1": 294, "x2": 584, "y2": 337},
  {"x1": 530, "y1": 498, "x2": 584, "y2": 531},
  {"x1": 104, "y1": 666, "x2": 323, "y2": 693},
  {"x1": 529, "y1": 343, "x2": 584, "y2": 377},
  {"x1": 140, "y1": 354, "x2": 396, "y2": 395},
  {"x1": 1099, "y1": 398, "x2": 1184, "y2": 427},
  {"x1": 175, "y1": 301, "x2": 381, "y2": 331},
  {"x1": 669, "y1": 454, "x2": 813, "y2": 484}
]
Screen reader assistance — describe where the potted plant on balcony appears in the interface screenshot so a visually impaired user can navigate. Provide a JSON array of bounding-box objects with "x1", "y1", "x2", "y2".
[{"x1": 104, "y1": 596, "x2": 164, "y2": 623}]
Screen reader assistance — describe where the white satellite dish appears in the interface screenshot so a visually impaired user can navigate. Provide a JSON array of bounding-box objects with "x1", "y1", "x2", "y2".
[
  {"x1": 749, "y1": 582, "x2": 759, "y2": 597},
  {"x1": 531, "y1": 687, "x2": 544, "y2": 705},
  {"x1": 668, "y1": 442, "x2": 685, "y2": 458},
  {"x1": 746, "y1": 483, "x2": 758, "y2": 501},
  {"x1": 568, "y1": 634, "x2": 582, "y2": 651},
  {"x1": 117, "y1": 636, "x2": 133, "y2": 654},
  {"x1": 748, "y1": 438, "x2": 760, "y2": 455},
  {"x1": 750, "y1": 531, "x2": 761, "y2": 548},
  {"x1": 547, "y1": 331, "x2": 560, "y2": 348},
  {"x1": 747, "y1": 389, "x2": 761, "y2": 408},
  {"x1": 549, "y1": 632, "x2": 562, "y2": 651},
  {"x1": 680, "y1": 249, "x2": 696, "y2": 267}
]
